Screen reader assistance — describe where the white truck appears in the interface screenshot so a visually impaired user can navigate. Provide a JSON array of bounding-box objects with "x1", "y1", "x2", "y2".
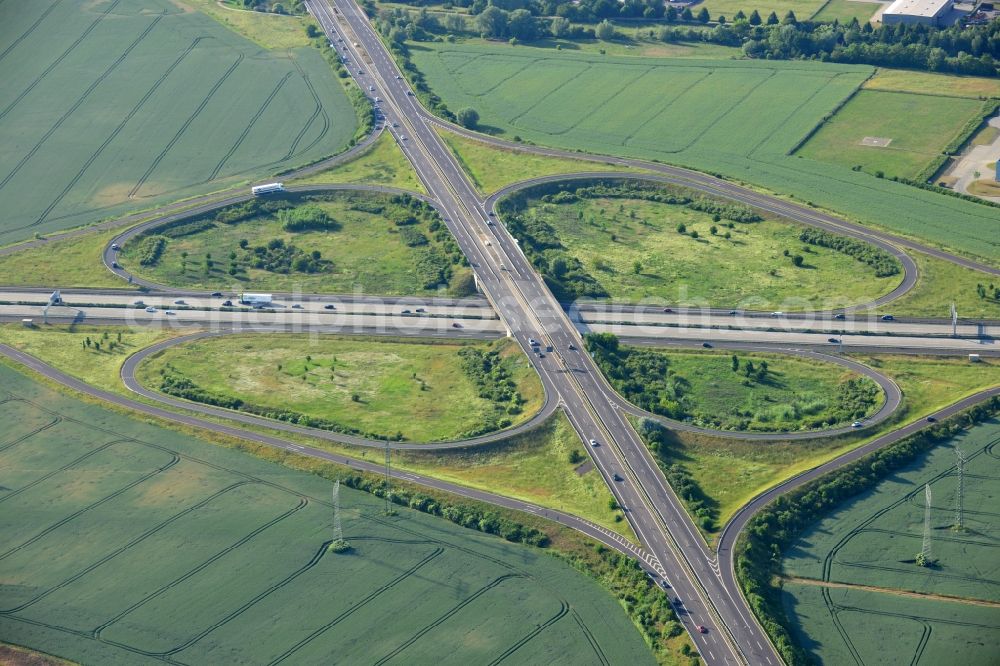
[{"x1": 251, "y1": 182, "x2": 284, "y2": 196}]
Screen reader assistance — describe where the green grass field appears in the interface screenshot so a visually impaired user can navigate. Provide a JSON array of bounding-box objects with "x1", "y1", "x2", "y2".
[
  {"x1": 636, "y1": 353, "x2": 999, "y2": 537},
  {"x1": 0, "y1": 363, "x2": 654, "y2": 666},
  {"x1": 698, "y1": 0, "x2": 827, "y2": 19},
  {"x1": 0, "y1": 0, "x2": 357, "y2": 246},
  {"x1": 120, "y1": 191, "x2": 472, "y2": 295},
  {"x1": 134, "y1": 334, "x2": 543, "y2": 442},
  {"x1": 407, "y1": 41, "x2": 1000, "y2": 264},
  {"x1": 862, "y1": 68, "x2": 1000, "y2": 98},
  {"x1": 886, "y1": 251, "x2": 1000, "y2": 319},
  {"x1": 779, "y1": 420, "x2": 1000, "y2": 664},
  {"x1": 809, "y1": 0, "x2": 882, "y2": 22},
  {"x1": 797, "y1": 90, "x2": 989, "y2": 179},
  {"x1": 438, "y1": 129, "x2": 641, "y2": 195},
  {"x1": 515, "y1": 188, "x2": 898, "y2": 309},
  {"x1": 292, "y1": 131, "x2": 426, "y2": 193}
]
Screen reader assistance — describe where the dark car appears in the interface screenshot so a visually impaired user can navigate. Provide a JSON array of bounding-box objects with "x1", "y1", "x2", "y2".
[
  {"x1": 210, "y1": 291, "x2": 223, "y2": 297},
  {"x1": 324, "y1": 304, "x2": 335, "y2": 310},
  {"x1": 568, "y1": 343, "x2": 576, "y2": 350},
  {"x1": 663, "y1": 308, "x2": 673, "y2": 313},
  {"x1": 834, "y1": 313, "x2": 846, "y2": 320},
  {"x1": 452, "y1": 322, "x2": 461, "y2": 328},
  {"x1": 111, "y1": 261, "x2": 120, "y2": 269},
  {"x1": 702, "y1": 342, "x2": 713, "y2": 348},
  {"x1": 926, "y1": 416, "x2": 937, "y2": 423},
  {"x1": 881, "y1": 314, "x2": 895, "y2": 321},
  {"x1": 828, "y1": 338, "x2": 840, "y2": 343},
  {"x1": 222, "y1": 300, "x2": 233, "y2": 307}
]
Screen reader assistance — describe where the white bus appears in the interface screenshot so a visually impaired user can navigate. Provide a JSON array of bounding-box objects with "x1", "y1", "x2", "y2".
[{"x1": 251, "y1": 182, "x2": 284, "y2": 196}]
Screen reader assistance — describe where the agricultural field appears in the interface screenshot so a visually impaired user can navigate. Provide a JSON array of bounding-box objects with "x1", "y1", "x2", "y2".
[
  {"x1": 634, "y1": 353, "x2": 1000, "y2": 535},
  {"x1": 0, "y1": 0, "x2": 357, "y2": 246},
  {"x1": 797, "y1": 90, "x2": 990, "y2": 180},
  {"x1": 862, "y1": 68, "x2": 1000, "y2": 99},
  {"x1": 134, "y1": 334, "x2": 544, "y2": 442},
  {"x1": 505, "y1": 183, "x2": 900, "y2": 309},
  {"x1": 780, "y1": 420, "x2": 1000, "y2": 664},
  {"x1": 809, "y1": 0, "x2": 883, "y2": 23},
  {"x1": 119, "y1": 191, "x2": 474, "y2": 296},
  {"x1": 407, "y1": 41, "x2": 1000, "y2": 264},
  {"x1": 0, "y1": 363, "x2": 654, "y2": 666},
  {"x1": 590, "y1": 341, "x2": 885, "y2": 433},
  {"x1": 292, "y1": 131, "x2": 427, "y2": 193}
]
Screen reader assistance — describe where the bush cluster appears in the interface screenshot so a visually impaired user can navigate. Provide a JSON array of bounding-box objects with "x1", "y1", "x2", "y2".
[
  {"x1": 457, "y1": 347, "x2": 524, "y2": 436},
  {"x1": 246, "y1": 238, "x2": 331, "y2": 274},
  {"x1": 135, "y1": 235, "x2": 167, "y2": 266},
  {"x1": 636, "y1": 418, "x2": 718, "y2": 530},
  {"x1": 279, "y1": 205, "x2": 339, "y2": 232},
  {"x1": 799, "y1": 228, "x2": 900, "y2": 277}
]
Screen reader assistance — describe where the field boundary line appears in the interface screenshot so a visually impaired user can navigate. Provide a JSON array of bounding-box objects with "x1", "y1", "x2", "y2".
[
  {"x1": 546, "y1": 65, "x2": 655, "y2": 138},
  {"x1": 746, "y1": 74, "x2": 845, "y2": 160},
  {"x1": 622, "y1": 70, "x2": 714, "y2": 146},
  {"x1": 783, "y1": 575, "x2": 1000, "y2": 608},
  {"x1": 0, "y1": 0, "x2": 121, "y2": 123},
  {"x1": 281, "y1": 52, "x2": 329, "y2": 162},
  {"x1": 0, "y1": 12, "x2": 163, "y2": 195},
  {"x1": 487, "y1": 600, "x2": 570, "y2": 665},
  {"x1": 128, "y1": 53, "x2": 245, "y2": 199},
  {"x1": 508, "y1": 63, "x2": 593, "y2": 127}
]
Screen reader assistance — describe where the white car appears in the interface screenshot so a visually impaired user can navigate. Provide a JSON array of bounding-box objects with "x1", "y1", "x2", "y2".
[
  {"x1": 145, "y1": 306, "x2": 157, "y2": 313},
  {"x1": 852, "y1": 421, "x2": 863, "y2": 428},
  {"x1": 589, "y1": 439, "x2": 599, "y2": 447}
]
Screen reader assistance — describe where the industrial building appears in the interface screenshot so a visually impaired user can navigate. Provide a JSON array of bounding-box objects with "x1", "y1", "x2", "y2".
[{"x1": 881, "y1": 0, "x2": 953, "y2": 24}]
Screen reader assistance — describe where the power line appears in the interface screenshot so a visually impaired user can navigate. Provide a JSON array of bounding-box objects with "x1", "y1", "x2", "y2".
[
  {"x1": 955, "y1": 448, "x2": 966, "y2": 530},
  {"x1": 921, "y1": 483, "x2": 933, "y2": 565}
]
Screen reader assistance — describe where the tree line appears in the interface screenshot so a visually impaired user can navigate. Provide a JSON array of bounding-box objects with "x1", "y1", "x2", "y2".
[{"x1": 799, "y1": 228, "x2": 901, "y2": 277}]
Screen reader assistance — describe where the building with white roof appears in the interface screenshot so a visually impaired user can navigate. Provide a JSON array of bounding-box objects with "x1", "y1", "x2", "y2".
[{"x1": 881, "y1": 0, "x2": 952, "y2": 25}]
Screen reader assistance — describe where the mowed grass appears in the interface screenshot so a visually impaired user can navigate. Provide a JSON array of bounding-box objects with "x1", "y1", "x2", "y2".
[
  {"x1": 886, "y1": 251, "x2": 1000, "y2": 319},
  {"x1": 698, "y1": 0, "x2": 827, "y2": 19},
  {"x1": 798, "y1": 90, "x2": 988, "y2": 179},
  {"x1": 780, "y1": 421, "x2": 1000, "y2": 665},
  {"x1": 0, "y1": 364, "x2": 654, "y2": 666},
  {"x1": 438, "y1": 128, "x2": 643, "y2": 196},
  {"x1": 0, "y1": 229, "x2": 125, "y2": 288},
  {"x1": 810, "y1": 0, "x2": 883, "y2": 22},
  {"x1": 183, "y1": 0, "x2": 315, "y2": 50},
  {"x1": 292, "y1": 131, "x2": 427, "y2": 193},
  {"x1": 0, "y1": 0, "x2": 356, "y2": 245},
  {"x1": 120, "y1": 191, "x2": 470, "y2": 295},
  {"x1": 523, "y1": 194, "x2": 899, "y2": 309},
  {"x1": 407, "y1": 41, "x2": 1000, "y2": 264},
  {"x1": 648, "y1": 354, "x2": 1000, "y2": 537},
  {"x1": 862, "y1": 67, "x2": 1000, "y2": 98},
  {"x1": 134, "y1": 334, "x2": 543, "y2": 442}
]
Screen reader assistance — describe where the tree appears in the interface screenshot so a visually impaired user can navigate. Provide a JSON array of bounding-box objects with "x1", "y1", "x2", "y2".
[
  {"x1": 734, "y1": 9, "x2": 746, "y2": 21},
  {"x1": 457, "y1": 107, "x2": 479, "y2": 129},
  {"x1": 792, "y1": 254, "x2": 804, "y2": 267},
  {"x1": 731, "y1": 355, "x2": 739, "y2": 372},
  {"x1": 782, "y1": 9, "x2": 797, "y2": 24},
  {"x1": 676, "y1": 222, "x2": 687, "y2": 233},
  {"x1": 390, "y1": 27, "x2": 407, "y2": 44},
  {"x1": 766, "y1": 11, "x2": 779, "y2": 24},
  {"x1": 681, "y1": 7, "x2": 693, "y2": 21},
  {"x1": 633, "y1": 260, "x2": 642, "y2": 274},
  {"x1": 477, "y1": 6, "x2": 508, "y2": 39},
  {"x1": 306, "y1": 24, "x2": 320, "y2": 38},
  {"x1": 696, "y1": 7, "x2": 709, "y2": 23},
  {"x1": 272, "y1": 3, "x2": 286, "y2": 14},
  {"x1": 710, "y1": 225, "x2": 718, "y2": 235},
  {"x1": 507, "y1": 9, "x2": 539, "y2": 41},
  {"x1": 595, "y1": 19, "x2": 616, "y2": 41},
  {"x1": 748, "y1": 9, "x2": 761, "y2": 25},
  {"x1": 550, "y1": 16, "x2": 570, "y2": 38}
]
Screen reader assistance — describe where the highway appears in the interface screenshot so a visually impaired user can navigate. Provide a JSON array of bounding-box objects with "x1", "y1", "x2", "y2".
[{"x1": 307, "y1": 1, "x2": 776, "y2": 662}]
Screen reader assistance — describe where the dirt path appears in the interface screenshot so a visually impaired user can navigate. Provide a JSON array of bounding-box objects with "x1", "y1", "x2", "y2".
[{"x1": 782, "y1": 576, "x2": 1000, "y2": 608}]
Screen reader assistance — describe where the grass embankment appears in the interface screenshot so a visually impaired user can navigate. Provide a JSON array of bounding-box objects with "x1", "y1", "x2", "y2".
[
  {"x1": 0, "y1": 363, "x2": 669, "y2": 666},
  {"x1": 0, "y1": 230, "x2": 123, "y2": 288},
  {"x1": 507, "y1": 183, "x2": 899, "y2": 309},
  {"x1": 635, "y1": 353, "x2": 1000, "y2": 537},
  {"x1": 797, "y1": 90, "x2": 990, "y2": 180},
  {"x1": 0, "y1": 325, "x2": 634, "y2": 540},
  {"x1": 120, "y1": 192, "x2": 474, "y2": 296},
  {"x1": 887, "y1": 251, "x2": 1000, "y2": 319},
  {"x1": 436, "y1": 128, "x2": 640, "y2": 195},
  {"x1": 135, "y1": 334, "x2": 543, "y2": 442},
  {"x1": 184, "y1": 0, "x2": 314, "y2": 50},
  {"x1": 862, "y1": 68, "x2": 1000, "y2": 98},
  {"x1": 291, "y1": 132, "x2": 425, "y2": 192}
]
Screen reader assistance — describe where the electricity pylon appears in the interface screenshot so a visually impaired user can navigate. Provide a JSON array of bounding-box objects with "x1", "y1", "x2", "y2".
[
  {"x1": 955, "y1": 448, "x2": 966, "y2": 530},
  {"x1": 921, "y1": 484, "x2": 933, "y2": 564}
]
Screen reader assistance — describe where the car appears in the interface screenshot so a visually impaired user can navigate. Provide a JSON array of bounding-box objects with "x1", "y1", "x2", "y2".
[
  {"x1": 210, "y1": 291, "x2": 223, "y2": 297},
  {"x1": 111, "y1": 243, "x2": 120, "y2": 251},
  {"x1": 400, "y1": 135, "x2": 407, "y2": 141},
  {"x1": 358, "y1": 69, "x2": 363, "y2": 74},
  {"x1": 536, "y1": 352, "x2": 545, "y2": 358},
  {"x1": 663, "y1": 308, "x2": 673, "y2": 313},
  {"x1": 222, "y1": 300, "x2": 233, "y2": 307},
  {"x1": 926, "y1": 416, "x2": 937, "y2": 423},
  {"x1": 111, "y1": 261, "x2": 120, "y2": 269},
  {"x1": 696, "y1": 625, "x2": 707, "y2": 634},
  {"x1": 451, "y1": 322, "x2": 461, "y2": 328},
  {"x1": 567, "y1": 343, "x2": 576, "y2": 350},
  {"x1": 401, "y1": 309, "x2": 411, "y2": 314},
  {"x1": 324, "y1": 304, "x2": 335, "y2": 310},
  {"x1": 133, "y1": 300, "x2": 145, "y2": 306},
  {"x1": 881, "y1": 314, "x2": 895, "y2": 321},
  {"x1": 828, "y1": 337, "x2": 840, "y2": 343},
  {"x1": 852, "y1": 421, "x2": 863, "y2": 428},
  {"x1": 292, "y1": 304, "x2": 302, "y2": 309},
  {"x1": 770, "y1": 311, "x2": 784, "y2": 317},
  {"x1": 702, "y1": 342, "x2": 713, "y2": 348},
  {"x1": 546, "y1": 345, "x2": 553, "y2": 352},
  {"x1": 392, "y1": 122, "x2": 399, "y2": 128},
  {"x1": 728, "y1": 310, "x2": 738, "y2": 315},
  {"x1": 528, "y1": 338, "x2": 538, "y2": 346},
  {"x1": 833, "y1": 313, "x2": 846, "y2": 320},
  {"x1": 589, "y1": 439, "x2": 599, "y2": 447},
  {"x1": 164, "y1": 310, "x2": 175, "y2": 315},
  {"x1": 486, "y1": 219, "x2": 494, "y2": 226},
  {"x1": 144, "y1": 306, "x2": 156, "y2": 313},
  {"x1": 353, "y1": 42, "x2": 359, "y2": 46},
  {"x1": 395, "y1": 74, "x2": 401, "y2": 79},
  {"x1": 613, "y1": 473, "x2": 623, "y2": 482},
  {"x1": 374, "y1": 96, "x2": 381, "y2": 102},
  {"x1": 406, "y1": 90, "x2": 414, "y2": 96},
  {"x1": 415, "y1": 308, "x2": 426, "y2": 313},
  {"x1": 368, "y1": 85, "x2": 375, "y2": 91},
  {"x1": 173, "y1": 299, "x2": 185, "y2": 305}
]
